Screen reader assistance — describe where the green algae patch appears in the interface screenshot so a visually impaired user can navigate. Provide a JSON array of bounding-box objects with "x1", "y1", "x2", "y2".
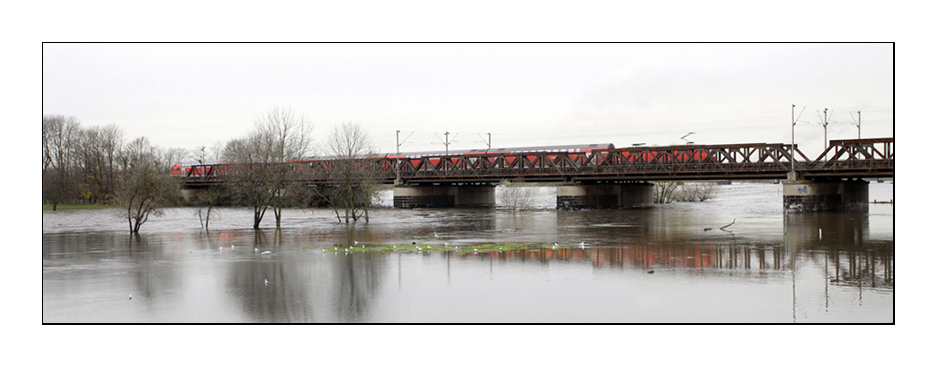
[{"x1": 320, "y1": 241, "x2": 579, "y2": 254}]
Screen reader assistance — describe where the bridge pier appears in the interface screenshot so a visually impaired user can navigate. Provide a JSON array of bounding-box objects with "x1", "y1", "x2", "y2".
[
  {"x1": 783, "y1": 173, "x2": 868, "y2": 212},
  {"x1": 393, "y1": 184, "x2": 495, "y2": 208},
  {"x1": 556, "y1": 182, "x2": 653, "y2": 210}
]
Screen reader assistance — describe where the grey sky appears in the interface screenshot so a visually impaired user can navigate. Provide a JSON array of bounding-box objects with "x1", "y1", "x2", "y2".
[{"x1": 42, "y1": 43, "x2": 893, "y2": 160}]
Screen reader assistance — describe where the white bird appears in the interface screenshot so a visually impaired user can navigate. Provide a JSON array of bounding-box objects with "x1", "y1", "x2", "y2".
[
  {"x1": 231, "y1": 244, "x2": 235, "y2": 249},
  {"x1": 434, "y1": 232, "x2": 439, "y2": 238},
  {"x1": 265, "y1": 279, "x2": 269, "y2": 286},
  {"x1": 354, "y1": 240, "x2": 359, "y2": 245},
  {"x1": 219, "y1": 246, "x2": 222, "y2": 251},
  {"x1": 261, "y1": 251, "x2": 271, "y2": 255},
  {"x1": 129, "y1": 294, "x2": 132, "y2": 300},
  {"x1": 255, "y1": 247, "x2": 259, "y2": 253}
]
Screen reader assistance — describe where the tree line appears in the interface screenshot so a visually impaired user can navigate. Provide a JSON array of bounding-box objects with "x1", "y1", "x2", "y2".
[{"x1": 43, "y1": 108, "x2": 381, "y2": 234}]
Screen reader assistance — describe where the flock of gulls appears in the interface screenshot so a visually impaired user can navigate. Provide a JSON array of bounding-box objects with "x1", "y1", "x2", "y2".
[{"x1": 125, "y1": 231, "x2": 660, "y2": 299}]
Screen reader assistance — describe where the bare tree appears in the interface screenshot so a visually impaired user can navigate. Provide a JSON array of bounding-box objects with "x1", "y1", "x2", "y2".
[
  {"x1": 653, "y1": 181, "x2": 680, "y2": 204},
  {"x1": 196, "y1": 186, "x2": 226, "y2": 230},
  {"x1": 497, "y1": 180, "x2": 537, "y2": 211},
  {"x1": 319, "y1": 122, "x2": 380, "y2": 223},
  {"x1": 42, "y1": 115, "x2": 81, "y2": 210},
  {"x1": 116, "y1": 137, "x2": 180, "y2": 233},
  {"x1": 678, "y1": 182, "x2": 718, "y2": 202},
  {"x1": 655, "y1": 181, "x2": 719, "y2": 203},
  {"x1": 74, "y1": 124, "x2": 123, "y2": 205},
  {"x1": 224, "y1": 107, "x2": 314, "y2": 228}
]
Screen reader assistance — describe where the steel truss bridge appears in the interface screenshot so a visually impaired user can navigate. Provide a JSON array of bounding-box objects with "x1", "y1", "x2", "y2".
[{"x1": 180, "y1": 138, "x2": 893, "y2": 186}]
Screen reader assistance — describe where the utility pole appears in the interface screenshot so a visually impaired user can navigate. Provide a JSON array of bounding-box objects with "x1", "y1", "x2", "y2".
[
  {"x1": 817, "y1": 108, "x2": 830, "y2": 160},
  {"x1": 850, "y1": 111, "x2": 861, "y2": 139},
  {"x1": 395, "y1": 130, "x2": 414, "y2": 184},
  {"x1": 824, "y1": 108, "x2": 829, "y2": 152},
  {"x1": 434, "y1": 131, "x2": 456, "y2": 155},
  {"x1": 396, "y1": 130, "x2": 401, "y2": 183},
  {"x1": 791, "y1": 105, "x2": 805, "y2": 173},
  {"x1": 478, "y1": 132, "x2": 491, "y2": 150}
]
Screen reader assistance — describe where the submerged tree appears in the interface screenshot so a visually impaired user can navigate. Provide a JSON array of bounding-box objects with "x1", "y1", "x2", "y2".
[
  {"x1": 224, "y1": 107, "x2": 314, "y2": 228},
  {"x1": 678, "y1": 182, "x2": 719, "y2": 202},
  {"x1": 497, "y1": 180, "x2": 538, "y2": 211},
  {"x1": 319, "y1": 122, "x2": 381, "y2": 223},
  {"x1": 654, "y1": 181, "x2": 719, "y2": 203},
  {"x1": 653, "y1": 181, "x2": 680, "y2": 204},
  {"x1": 116, "y1": 137, "x2": 180, "y2": 234},
  {"x1": 195, "y1": 186, "x2": 227, "y2": 231}
]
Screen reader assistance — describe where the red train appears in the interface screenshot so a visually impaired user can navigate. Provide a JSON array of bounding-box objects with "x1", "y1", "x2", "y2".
[{"x1": 170, "y1": 142, "x2": 711, "y2": 177}]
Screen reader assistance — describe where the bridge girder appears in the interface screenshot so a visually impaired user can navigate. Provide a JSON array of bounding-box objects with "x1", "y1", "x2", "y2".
[{"x1": 179, "y1": 139, "x2": 894, "y2": 188}]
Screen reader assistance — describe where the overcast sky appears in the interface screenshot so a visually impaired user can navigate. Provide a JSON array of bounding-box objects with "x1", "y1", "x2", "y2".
[{"x1": 42, "y1": 43, "x2": 893, "y2": 160}]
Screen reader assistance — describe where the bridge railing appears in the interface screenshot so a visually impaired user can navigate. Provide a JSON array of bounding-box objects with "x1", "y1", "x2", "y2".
[
  {"x1": 806, "y1": 138, "x2": 894, "y2": 174},
  {"x1": 377, "y1": 142, "x2": 813, "y2": 182},
  {"x1": 178, "y1": 139, "x2": 892, "y2": 185}
]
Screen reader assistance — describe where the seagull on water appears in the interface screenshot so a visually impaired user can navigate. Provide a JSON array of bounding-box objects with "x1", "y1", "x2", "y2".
[
  {"x1": 265, "y1": 279, "x2": 269, "y2": 286},
  {"x1": 129, "y1": 294, "x2": 132, "y2": 300},
  {"x1": 255, "y1": 247, "x2": 259, "y2": 253}
]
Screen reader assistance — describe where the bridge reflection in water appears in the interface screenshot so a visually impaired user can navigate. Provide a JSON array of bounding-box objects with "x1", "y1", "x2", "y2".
[{"x1": 445, "y1": 215, "x2": 892, "y2": 292}]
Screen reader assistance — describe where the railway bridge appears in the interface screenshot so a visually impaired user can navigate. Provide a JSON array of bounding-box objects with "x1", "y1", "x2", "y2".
[{"x1": 179, "y1": 138, "x2": 893, "y2": 212}]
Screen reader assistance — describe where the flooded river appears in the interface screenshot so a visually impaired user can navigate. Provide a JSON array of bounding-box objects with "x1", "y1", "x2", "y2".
[{"x1": 42, "y1": 182, "x2": 894, "y2": 323}]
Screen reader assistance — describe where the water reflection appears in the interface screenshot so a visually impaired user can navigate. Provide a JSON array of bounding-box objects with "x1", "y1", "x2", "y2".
[
  {"x1": 786, "y1": 212, "x2": 893, "y2": 291},
  {"x1": 43, "y1": 184, "x2": 893, "y2": 323}
]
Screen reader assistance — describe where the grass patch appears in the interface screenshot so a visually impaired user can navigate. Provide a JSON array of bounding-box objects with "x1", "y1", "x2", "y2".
[
  {"x1": 321, "y1": 241, "x2": 578, "y2": 254},
  {"x1": 43, "y1": 204, "x2": 122, "y2": 210}
]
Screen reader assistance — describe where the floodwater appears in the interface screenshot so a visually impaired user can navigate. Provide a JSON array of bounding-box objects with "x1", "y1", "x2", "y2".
[{"x1": 42, "y1": 182, "x2": 894, "y2": 323}]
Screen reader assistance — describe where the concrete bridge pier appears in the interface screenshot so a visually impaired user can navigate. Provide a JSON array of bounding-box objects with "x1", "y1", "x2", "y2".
[
  {"x1": 782, "y1": 173, "x2": 869, "y2": 212},
  {"x1": 556, "y1": 182, "x2": 653, "y2": 210},
  {"x1": 393, "y1": 184, "x2": 495, "y2": 208}
]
